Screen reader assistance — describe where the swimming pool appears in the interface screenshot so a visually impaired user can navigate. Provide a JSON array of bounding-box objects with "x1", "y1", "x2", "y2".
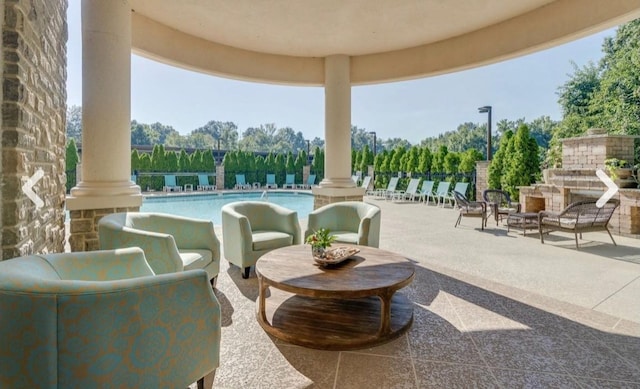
[{"x1": 140, "y1": 191, "x2": 314, "y2": 224}]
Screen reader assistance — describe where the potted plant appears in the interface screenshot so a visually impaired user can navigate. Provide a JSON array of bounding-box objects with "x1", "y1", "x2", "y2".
[
  {"x1": 604, "y1": 158, "x2": 633, "y2": 181},
  {"x1": 305, "y1": 228, "x2": 336, "y2": 258}
]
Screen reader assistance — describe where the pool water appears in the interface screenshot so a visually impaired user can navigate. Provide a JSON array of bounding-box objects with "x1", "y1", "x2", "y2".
[{"x1": 140, "y1": 191, "x2": 314, "y2": 224}]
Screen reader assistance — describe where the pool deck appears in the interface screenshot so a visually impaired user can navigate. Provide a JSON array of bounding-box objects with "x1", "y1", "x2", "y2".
[
  {"x1": 203, "y1": 196, "x2": 640, "y2": 388},
  {"x1": 64, "y1": 194, "x2": 640, "y2": 387}
]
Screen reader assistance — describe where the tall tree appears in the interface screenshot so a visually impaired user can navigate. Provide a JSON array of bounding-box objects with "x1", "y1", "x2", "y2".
[
  {"x1": 66, "y1": 105, "x2": 82, "y2": 143},
  {"x1": 488, "y1": 130, "x2": 513, "y2": 189},
  {"x1": 501, "y1": 125, "x2": 540, "y2": 199},
  {"x1": 590, "y1": 20, "x2": 640, "y2": 136}
]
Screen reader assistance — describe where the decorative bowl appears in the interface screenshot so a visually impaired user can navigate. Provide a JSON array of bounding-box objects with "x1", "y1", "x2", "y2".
[{"x1": 313, "y1": 247, "x2": 360, "y2": 266}]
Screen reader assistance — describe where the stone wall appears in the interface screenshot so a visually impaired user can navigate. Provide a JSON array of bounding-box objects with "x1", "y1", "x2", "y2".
[
  {"x1": 475, "y1": 161, "x2": 489, "y2": 200},
  {"x1": 1, "y1": 0, "x2": 68, "y2": 259},
  {"x1": 313, "y1": 194, "x2": 363, "y2": 209},
  {"x1": 519, "y1": 132, "x2": 640, "y2": 237},
  {"x1": 561, "y1": 133, "x2": 636, "y2": 169},
  {"x1": 69, "y1": 206, "x2": 139, "y2": 252}
]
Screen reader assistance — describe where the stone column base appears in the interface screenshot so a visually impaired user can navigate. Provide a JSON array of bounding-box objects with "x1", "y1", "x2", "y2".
[
  {"x1": 312, "y1": 187, "x2": 365, "y2": 209},
  {"x1": 69, "y1": 206, "x2": 140, "y2": 252}
]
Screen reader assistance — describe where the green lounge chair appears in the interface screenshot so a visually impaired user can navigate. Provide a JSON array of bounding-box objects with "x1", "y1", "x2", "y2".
[
  {"x1": 418, "y1": 180, "x2": 435, "y2": 204},
  {"x1": 283, "y1": 173, "x2": 296, "y2": 189},
  {"x1": 235, "y1": 174, "x2": 250, "y2": 190},
  {"x1": 197, "y1": 174, "x2": 216, "y2": 191},
  {"x1": 163, "y1": 174, "x2": 182, "y2": 192},
  {"x1": 265, "y1": 173, "x2": 278, "y2": 189}
]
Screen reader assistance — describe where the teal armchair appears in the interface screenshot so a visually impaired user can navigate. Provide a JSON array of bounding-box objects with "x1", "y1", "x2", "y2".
[
  {"x1": 305, "y1": 201, "x2": 381, "y2": 247},
  {"x1": 222, "y1": 201, "x2": 301, "y2": 278},
  {"x1": 0, "y1": 248, "x2": 221, "y2": 388},
  {"x1": 98, "y1": 212, "x2": 220, "y2": 286}
]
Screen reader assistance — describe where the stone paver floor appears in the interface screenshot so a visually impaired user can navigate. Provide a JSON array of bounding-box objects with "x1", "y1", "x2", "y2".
[{"x1": 194, "y1": 197, "x2": 640, "y2": 388}]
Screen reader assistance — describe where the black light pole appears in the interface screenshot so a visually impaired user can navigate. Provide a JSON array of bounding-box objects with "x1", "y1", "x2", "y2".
[
  {"x1": 478, "y1": 106, "x2": 492, "y2": 160},
  {"x1": 368, "y1": 131, "x2": 377, "y2": 156},
  {"x1": 306, "y1": 139, "x2": 310, "y2": 156}
]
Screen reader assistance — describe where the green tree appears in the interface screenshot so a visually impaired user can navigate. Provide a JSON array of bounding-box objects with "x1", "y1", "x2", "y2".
[
  {"x1": 501, "y1": 125, "x2": 540, "y2": 199},
  {"x1": 202, "y1": 150, "x2": 216, "y2": 172},
  {"x1": 131, "y1": 149, "x2": 141, "y2": 173},
  {"x1": 255, "y1": 155, "x2": 267, "y2": 185},
  {"x1": 389, "y1": 146, "x2": 405, "y2": 173},
  {"x1": 131, "y1": 120, "x2": 161, "y2": 146},
  {"x1": 459, "y1": 148, "x2": 483, "y2": 173},
  {"x1": 431, "y1": 146, "x2": 448, "y2": 173},
  {"x1": 590, "y1": 20, "x2": 640, "y2": 137},
  {"x1": 194, "y1": 120, "x2": 239, "y2": 150},
  {"x1": 358, "y1": 145, "x2": 373, "y2": 174},
  {"x1": 65, "y1": 139, "x2": 80, "y2": 192},
  {"x1": 274, "y1": 153, "x2": 286, "y2": 185},
  {"x1": 294, "y1": 150, "x2": 306, "y2": 184},
  {"x1": 487, "y1": 130, "x2": 513, "y2": 189},
  {"x1": 311, "y1": 147, "x2": 325, "y2": 181},
  {"x1": 66, "y1": 105, "x2": 82, "y2": 143},
  {"x1": 418, "y1": 147, "x2": 432, "y2": 173},
  {"x1": 443, "y1": 152, "x2": 461, "y2": 175},
  {"x1": 178, "y1": 149, "x2": 191, "y2": 172}
]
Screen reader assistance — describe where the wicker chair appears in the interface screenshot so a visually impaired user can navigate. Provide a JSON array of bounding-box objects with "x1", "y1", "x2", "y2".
[
  {"x1": 538, "y1": 200, "x2": 618, "y2": 250},
  {"x1": 482, "y1": 189, "x2": 521, "y2": 226},
  {"x1": 453, "y1": 191, "x2": 487, "y2": 230}
]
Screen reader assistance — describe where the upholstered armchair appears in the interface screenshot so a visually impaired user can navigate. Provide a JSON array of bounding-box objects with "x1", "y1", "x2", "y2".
[
  {"x1": 221, "y1": 201, "x2": 302, "y2": 278},
  {"x1": 98, "y1": 212, "x2": 220, "y2": 286},
  {"x1": 0, "y1": 248, "x2": 220, "y2": 388},
  {"x1": 305, "y1": 201, "x2": 381, "y2": 247}
]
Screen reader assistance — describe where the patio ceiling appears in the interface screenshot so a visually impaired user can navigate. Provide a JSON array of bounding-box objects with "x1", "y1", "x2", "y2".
[{"x1": 130, "y1": 0, "x2": 640, "y2": 85}]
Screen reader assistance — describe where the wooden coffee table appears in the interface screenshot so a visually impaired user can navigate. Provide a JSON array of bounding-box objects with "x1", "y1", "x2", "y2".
[{"x1": 255, "y1": 245, "x2": 415, "y2": 350}]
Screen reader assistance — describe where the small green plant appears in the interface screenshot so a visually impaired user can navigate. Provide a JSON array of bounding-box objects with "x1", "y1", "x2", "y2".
[
  {"x1": 305, "y1": 228, "x2": 336, "y2": 249},
  {"x1": 604, "y1": 158, "x2": 631, "y2": 180}
]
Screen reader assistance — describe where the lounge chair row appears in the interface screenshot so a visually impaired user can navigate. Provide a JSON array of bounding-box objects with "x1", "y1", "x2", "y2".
[
  {"x1": 234, "y1": 173, "x2": 317, "y2": 190},
  {"x1": 162, "y1": 174, "x2": 216, "y2": 192},
  {"x1": 370, "y1": 177, "x2": 469, "y2": 207}
]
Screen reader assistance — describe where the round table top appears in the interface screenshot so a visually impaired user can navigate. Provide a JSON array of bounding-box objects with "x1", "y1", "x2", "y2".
[{"x1": 255, "y1": 245, "x2": 414, "y2": 298}]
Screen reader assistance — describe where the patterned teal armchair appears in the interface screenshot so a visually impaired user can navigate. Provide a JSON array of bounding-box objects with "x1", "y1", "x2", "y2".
[
  {"x1": 222, "y1": 201, "x2": 301, "y2": 278},
  {"x1": 305, "y1": 201, "x2": 381, "y2": 247},
  {"x1": 98, "y1": 212, "x2": 220, "y2": 286},
  {"x1": 0, "y1": 248, "x2": 221, "y2": 388}
]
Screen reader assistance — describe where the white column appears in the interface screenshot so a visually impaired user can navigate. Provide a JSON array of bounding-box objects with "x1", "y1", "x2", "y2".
[
  {"x1": 67, "y1": 0, "x2": 141, "y2": 210},
  {"x1": 320, "y1": 55, "x2": 355, "y2": 188}
]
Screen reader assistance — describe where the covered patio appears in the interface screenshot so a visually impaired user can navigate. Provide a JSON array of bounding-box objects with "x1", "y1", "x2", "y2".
[
  {"x1": 66, "y1": 0, "x2": 640, "y2": 248},
  {"x1": 199, "y1": 198, "x2": 640, "y2": 388}
]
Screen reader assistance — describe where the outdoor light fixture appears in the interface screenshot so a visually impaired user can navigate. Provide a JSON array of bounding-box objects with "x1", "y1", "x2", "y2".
[
  {"x1": 478, "y1": 106, "x2": 492, "y2": 160},
  {"x1": 368, "y1": 131, "x2": 377, "y2": 156}
]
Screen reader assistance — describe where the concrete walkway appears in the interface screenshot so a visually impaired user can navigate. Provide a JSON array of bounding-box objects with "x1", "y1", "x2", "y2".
[
  {"x1": 369, "y1": 197, "x2": 640, "y2": 324},
  {"x1": 201, "y1": 197, "x2": 640, "y2": 388}
]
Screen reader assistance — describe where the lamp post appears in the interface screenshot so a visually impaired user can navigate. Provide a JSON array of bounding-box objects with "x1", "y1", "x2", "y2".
[
  {"x1": 306, "y1": 139, "x2": 310, "y2": 156},
  {"x1": 368, "y1": 131, "x2": 377, "y2": 156},
  {"x1": 478, "y1": 106, "x2": 492, "y2": 160}
]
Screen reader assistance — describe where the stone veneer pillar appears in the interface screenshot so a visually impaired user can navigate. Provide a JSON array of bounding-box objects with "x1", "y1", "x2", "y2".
[
  {"x1": 0, "y1": 0, "x2": 68, "y2": 259},
  {"x1": 216, "y1": 165, "x2": 225, "y2": 189},
  {"x1": 66, "y1": 0, "x2": 142, "y2": 251},
  {"x1": 313, "y1": 55, "x2": 364, "y2": 208},
  {"x1": 475, "y1": 161, "x2": 490, "y2": 201}
]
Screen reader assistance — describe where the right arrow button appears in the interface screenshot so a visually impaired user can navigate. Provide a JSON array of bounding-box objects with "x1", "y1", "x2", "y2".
[{"x1": 595, "y1": 168, "x2": 619, "y2": 208}]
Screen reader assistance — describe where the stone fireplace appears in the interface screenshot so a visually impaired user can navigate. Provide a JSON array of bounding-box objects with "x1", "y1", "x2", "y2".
[{"x1": 519, "y1": 129, "x2": 640, "y2": 238}]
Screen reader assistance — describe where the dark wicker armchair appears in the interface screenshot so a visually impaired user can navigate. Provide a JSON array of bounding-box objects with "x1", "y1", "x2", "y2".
[
  {"x1": 453, "y1": 191, "x2": 487, "y2": 230},
  {"x1": 538, "y1": 200, "x2": 618, "y2": 250},
  {"x1": 482, "y1": 189, "x2": 521, "y2": 226}
]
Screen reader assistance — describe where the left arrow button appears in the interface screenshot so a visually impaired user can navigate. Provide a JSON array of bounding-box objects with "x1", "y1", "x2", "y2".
[{"x1": 22, "y1": 169, "x2": 45, "y2": 209}]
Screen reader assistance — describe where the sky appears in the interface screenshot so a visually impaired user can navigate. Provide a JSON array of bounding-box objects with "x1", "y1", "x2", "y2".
[{"x1": 65, "y1": 1, "x2": 617, "y2": 145}]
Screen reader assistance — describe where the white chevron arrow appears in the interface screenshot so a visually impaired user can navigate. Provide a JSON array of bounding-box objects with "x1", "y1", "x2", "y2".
[
  {"x1": 21, "y1": 169, "x2": 45, "y2": 209},
  {"x1": 595, "y1": 168, "x2": 618, "y2": 208}
]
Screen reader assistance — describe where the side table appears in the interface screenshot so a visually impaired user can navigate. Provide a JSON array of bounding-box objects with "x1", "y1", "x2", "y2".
[{"x1": 507, "y1": 212, "x2": 539, "y2": 236}]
